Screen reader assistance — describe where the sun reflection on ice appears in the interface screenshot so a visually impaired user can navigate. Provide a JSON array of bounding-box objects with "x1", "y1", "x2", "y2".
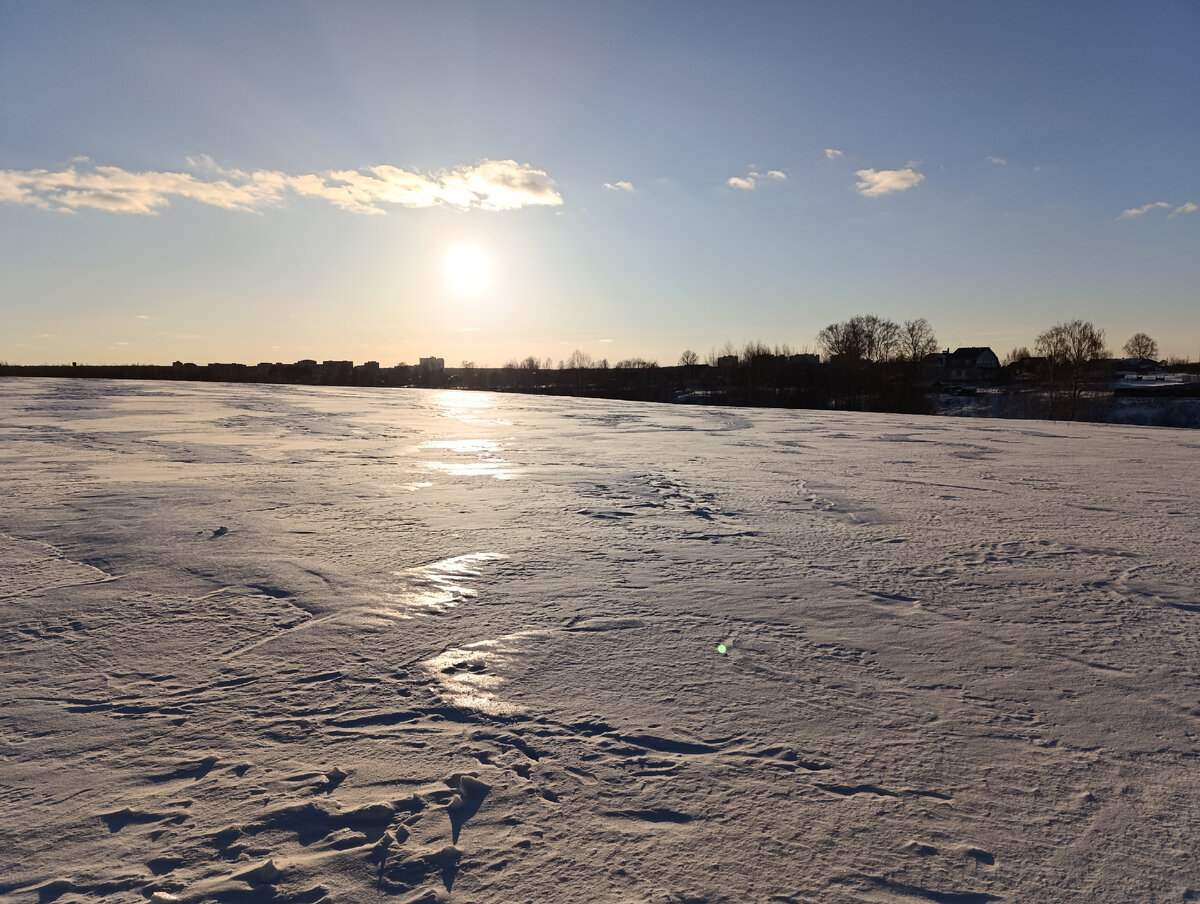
[
  {"x1": 432, "y1": 391, "x2": 511, "y2": 426},
  {"x1": 423, "y1": 631, "x2": 546, "y2": 717},
  {"x1": 397, "y1": 480, "x2": 434, "y2": 492},
  {"x1": 387, "y1": 552, "x2": 506, "y2": 616},
  {"x1": 419, "y1": 438, "x2": 514, "y2": 479}
]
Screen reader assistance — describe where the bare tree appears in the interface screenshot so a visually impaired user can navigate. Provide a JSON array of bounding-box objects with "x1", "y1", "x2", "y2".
[
  {"x1": 817, "y1": 314, "x2": 901, "y2": 362},
  {"x1": 1122, "y1": 332, "x2": 1159, "y2": 361},
  {"x1": 899, "y1": 318, "x2": 939, "y2": 362},
  {"x1": 706, "y1": 342, "x2": 738, "y2": 367},
  {"x1": 565, "y1": 349, "x2": 594, "y2": 369},
  {"x1": 1003, "y1": 346, "x2": 1031, "y2": 366},
  {"x1": 1036, "y1": 320, "x2": 1107, "y2": 367},
  {"x1": 520, "y1": 356, "x2": 540, "y2": 370},
  {"x1": 865, "y1": 316, "x2": 902, "y2": 362},
  {"x1": 1034, "y1": 320, "x2": 1109, "y2": 419},
  {"x1": 817, "y1": 319, "x2": 867, "y2": 360},
  {"x1": 741, "y1": 340, "x2": 772, "y2": 363},
  {"x1": 678, "y1": 349, "x2": 699, "y2": 366}
]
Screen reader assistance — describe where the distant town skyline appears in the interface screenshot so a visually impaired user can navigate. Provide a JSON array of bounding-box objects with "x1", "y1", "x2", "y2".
[{"x1": 3, "y1": 1, "x2": 1197, "y2": 366}]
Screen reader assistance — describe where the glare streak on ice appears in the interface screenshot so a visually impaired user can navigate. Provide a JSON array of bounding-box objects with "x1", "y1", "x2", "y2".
[{"x1": 1, "y1": 377, "x2": 1198, "y2": 904}]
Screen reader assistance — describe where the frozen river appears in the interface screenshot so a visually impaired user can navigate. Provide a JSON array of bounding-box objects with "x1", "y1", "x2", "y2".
[{"x1": 2, "y1": 378, "x2": 1198, "y2": 903}]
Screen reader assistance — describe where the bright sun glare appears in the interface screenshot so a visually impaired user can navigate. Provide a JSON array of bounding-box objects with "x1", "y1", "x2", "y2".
[{"x1": 443, "y1": 243, "x2": 494, "y2": 296}]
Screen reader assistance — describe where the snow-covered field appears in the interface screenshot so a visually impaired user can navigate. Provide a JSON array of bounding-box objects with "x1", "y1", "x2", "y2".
[{"x1": 2, "y1": 378, "x2": 1198, "y2": 904}]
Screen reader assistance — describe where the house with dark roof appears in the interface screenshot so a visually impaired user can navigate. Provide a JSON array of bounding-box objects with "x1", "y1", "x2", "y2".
[{"x1": 922, "y1": 347, "x2": 1001, "y2": 385}]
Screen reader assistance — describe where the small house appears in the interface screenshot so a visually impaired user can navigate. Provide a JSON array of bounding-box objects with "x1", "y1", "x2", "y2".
[{"x1": 922, "y1": 347, "x2": 1001, "y2": 385}]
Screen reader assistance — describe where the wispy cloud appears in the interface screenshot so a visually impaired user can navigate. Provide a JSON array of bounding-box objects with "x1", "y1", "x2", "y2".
[
  {"x1": 987, "y1": 156, "x2": 1007, "y2": 165},
  {"x1": 603, "y1": 180, "x2": 634, "y2": 192},
  {"x1": 0, "y1": 157, "x2": 563, "y2": 215},
  {"x1": 824, "y1": 148, "x2": 843, "y2": 160},
  {"x1": 855, "y1": 166, "x2": 924, "y2": 197},
  {"x1": 726, "y1": 168, "x2": 787, "y2": 191},
  {"x1": 1118, "y1": 200, "x2": 1197, "y2": 219},
  {"x1": 1118, "y1": 201, "x2": 1171, "y2": 219}
]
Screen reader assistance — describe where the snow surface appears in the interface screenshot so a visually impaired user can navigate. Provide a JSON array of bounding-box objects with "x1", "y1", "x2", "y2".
[{"x1": 2, "y1": 377, "x2": 1199, "y2": 904}]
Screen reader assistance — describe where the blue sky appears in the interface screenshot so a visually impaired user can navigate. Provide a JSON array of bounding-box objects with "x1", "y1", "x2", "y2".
[{"x1": 2, "y1": 1, "x2": 1197, "y2": 366}]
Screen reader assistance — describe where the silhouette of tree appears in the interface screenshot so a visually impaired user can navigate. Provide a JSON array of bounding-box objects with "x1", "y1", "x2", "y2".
[
  {"x1": 706, "y1": 341, "x2": 736, "y2": 366},
  {"x1": 679, "y1": 349, "x2": 699, "y2": 366},
  {"x1": 1035, "y1": 320, "x2": 1109, "y2": 419},
  {"x1": 741, "y1": 341, "x2": 772, "y2": 363},
  {"x1": 1122, "y1": 332, "x2": 1159, "y2": 361},
  {"x1": 899, "y1": 318, "x2": 939, "y2": 362},
  {"x1": 817, "y1": 320, "x2": 864, "y2": 360},
  {"x1": 566, "y1": 349, "x2": 594, "y2": 369},
  {"x1": 817, "y1": 314, "x2": 901, "y2": 362}
]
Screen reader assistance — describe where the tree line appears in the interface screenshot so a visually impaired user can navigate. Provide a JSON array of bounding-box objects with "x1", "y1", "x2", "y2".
[{"x1": 2, "y1": 316, "x2": 1190, "y2": 425}]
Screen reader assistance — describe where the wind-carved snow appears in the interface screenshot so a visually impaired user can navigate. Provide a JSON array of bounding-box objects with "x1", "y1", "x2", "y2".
[
  {"x1": 389, "y1": 553, "x2": 507, "y2": 615},
  {"x1": 219, "y1": 553, "x2": 506, "y2": 659},
  {"x1": 423, "y1": 631, "x2": 546, "y2": 718},
  {"x1": 1, "y1": 377, "x2": 1198, "y2": 904},
  {"x1": 0, "y1": 531, "x2": 118, "y2": 600}
]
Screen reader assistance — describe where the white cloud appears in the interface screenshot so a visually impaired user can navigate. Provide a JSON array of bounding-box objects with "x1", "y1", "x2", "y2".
[
  {"x1": 0, "y1": 158, "x2": 563, "y2": 215},
  {"x1": 824, "y1": 148, "x2": 843, "y2": 160},
  {"x1": 987, "y1": 156, "x2": 1008, "y2": 165},
  {"x1": 1173, "y1": 202, "x2": 1197, "y2": 215},
  {"x1": 0, "y1": 177, "x2": 50, "y2": 209},
  {"x1": 1118, "y1": 201, "x2": 1171, "y2": 219},
  {"x1": 727, "y1": 167, "x2": 786, "y2": 191},
  {"x1": 855, "y1": 166, "x2": 924, "y2": 197},
  {"x1": 603, "y1": 180, "x2": 634, "y2": 192}
]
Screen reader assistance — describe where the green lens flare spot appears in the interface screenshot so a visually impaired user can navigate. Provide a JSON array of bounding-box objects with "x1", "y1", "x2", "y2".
[{"x1": 717, "y1": 644, "x2": 727, "y2": 655}]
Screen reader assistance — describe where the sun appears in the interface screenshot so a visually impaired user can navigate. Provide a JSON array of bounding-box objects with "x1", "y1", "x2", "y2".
[{"x1": 443, "y1": 243, "x2": 494, "y2": 296}]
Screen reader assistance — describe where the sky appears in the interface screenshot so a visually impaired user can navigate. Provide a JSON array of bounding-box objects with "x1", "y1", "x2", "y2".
[{"x1": 2, "y1": 0, "x2": 1197, "y2": 367}]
